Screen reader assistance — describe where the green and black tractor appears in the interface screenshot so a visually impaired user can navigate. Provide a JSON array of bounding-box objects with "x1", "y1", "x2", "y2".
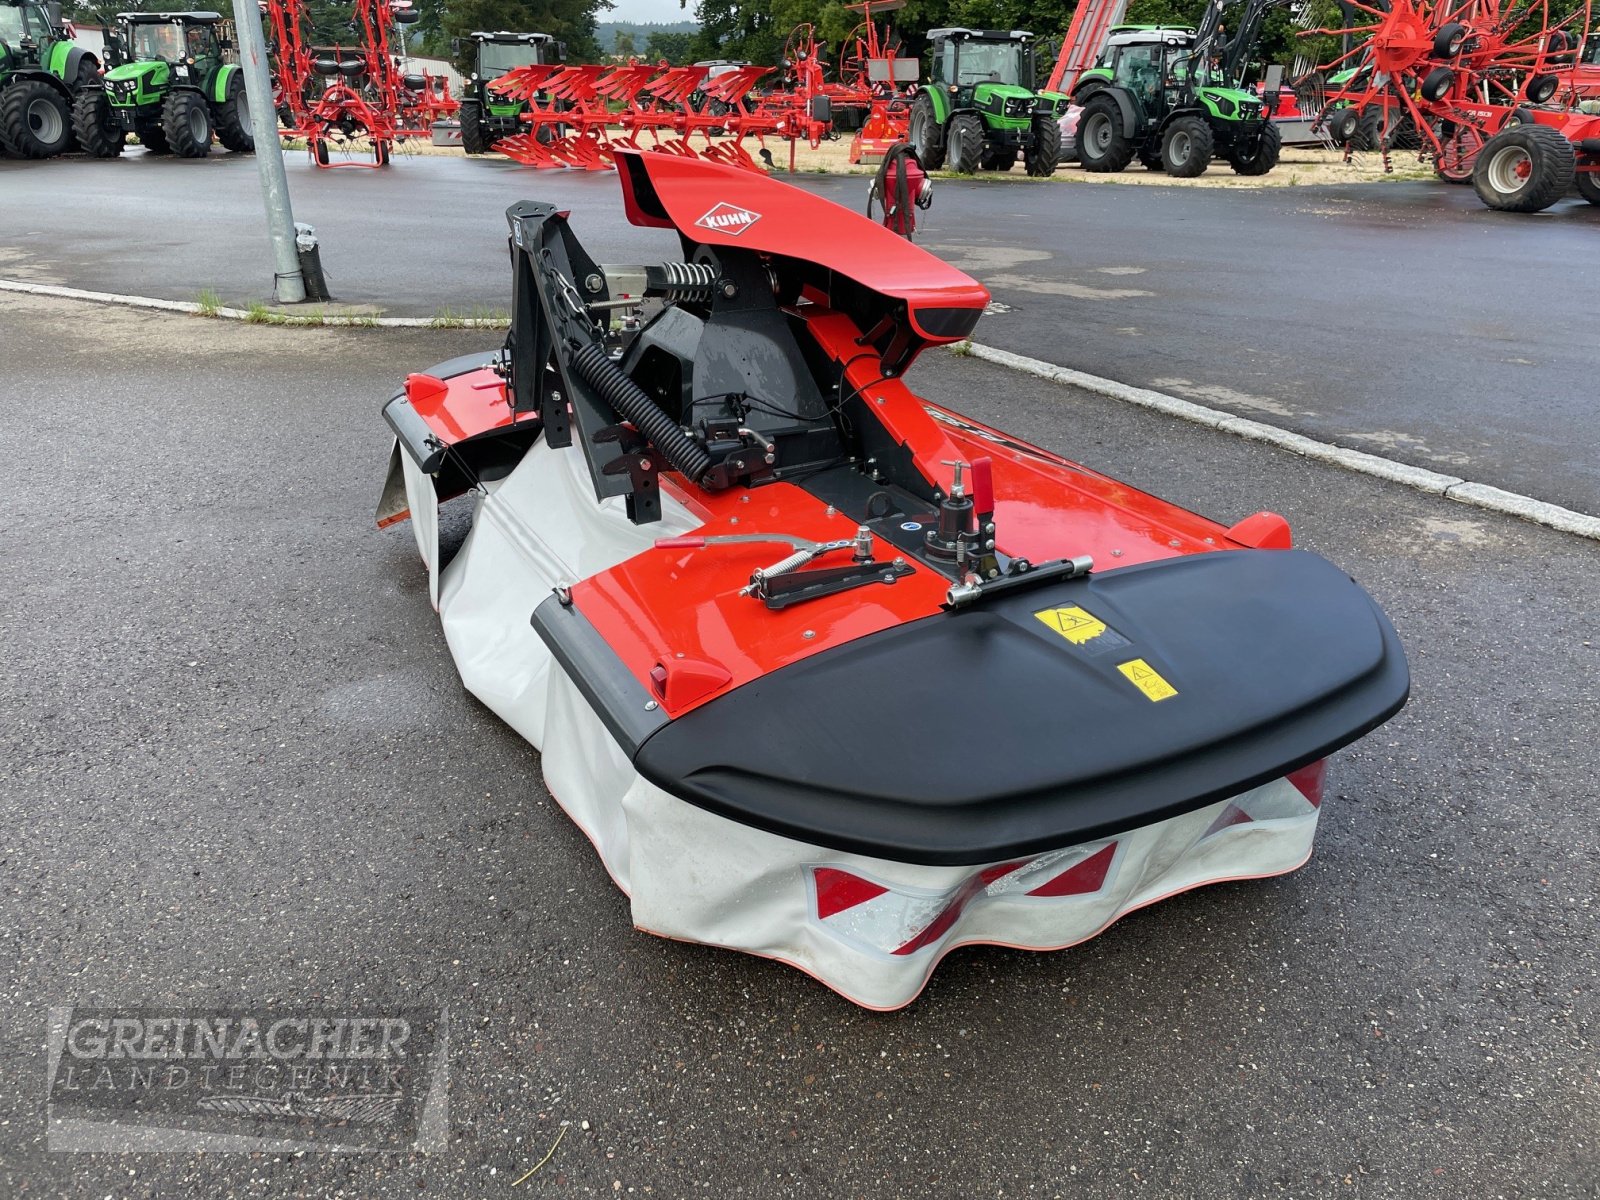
[
  {"x1": 455, "y1": 30, "x2": 559, "y2": 154},
  {"x1": 907, "y1": 27, "x2": 1067, "y2": 177},
  {"x1": 0, "y1": 0, "x2": 101, "y2": 158},
  {"x1": 73, "y1": 10, "x2": 252, "y2": 158},
  {"x1": 1071, "y1": 0, "x2": 1285, "y2": 178}
]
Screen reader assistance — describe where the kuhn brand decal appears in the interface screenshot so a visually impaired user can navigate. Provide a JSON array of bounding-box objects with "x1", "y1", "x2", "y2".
[{"x1": 694, "y1": 202, "x2": 762, "y2": 237}]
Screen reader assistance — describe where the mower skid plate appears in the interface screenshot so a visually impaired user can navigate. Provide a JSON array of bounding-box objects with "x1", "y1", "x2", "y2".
[{"x1": 629, "y1": 549, "x2": 1409, "y2": 866}]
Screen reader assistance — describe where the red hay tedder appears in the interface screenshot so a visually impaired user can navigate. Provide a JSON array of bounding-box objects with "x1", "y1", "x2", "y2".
[{"x1": 267, "y1": 0, "x2": 457, "y2": 167}]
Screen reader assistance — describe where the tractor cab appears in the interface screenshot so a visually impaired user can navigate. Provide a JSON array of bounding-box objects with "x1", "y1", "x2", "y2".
[
  {"x1": 929, "y1": 27, "x2": 1035, "y2": 94},
  {"x1": 1078, "y1": 27, "x2": 1195, "y2": 106},
  {"x1": 0, "y1": 0, "x2": 58, "y2": 57},
  {"x1": 118, "y1": 11, "x2": 226, "y2": 66},
  {"x1": 469, "y1": 30, "x2": 557, "y2": 81}
]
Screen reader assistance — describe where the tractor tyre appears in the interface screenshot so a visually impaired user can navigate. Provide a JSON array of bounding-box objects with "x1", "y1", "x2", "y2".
[
  {"x1": 311, "y1": 137, "x2": 330, "y2": 166},
  {"x1": 1575, "y1": 170, "x2": 1600, "y2": 206},
  {"x1": 1472, "y1": 124, "x2": 1574, "y2": 213},
  {"x1": 1352, "y1": 106, "x2": 1383, "y2": 151},
  {"x1": 373, "y1": 138, "x2": 391, "y2": 166},
  {"x1": 212, "y1": 73, "x2": 254, "y2": 153},
  {"x1": 0, "y1": 79, "x2": 73, "y2": 159},
  {"x1": 1160, "y1": 114, "x2": 1212, "y2": 177},
  {"x1": 1227, "y1": 121, "x2": 1281, "y2": 176},
  {"x1": 63, "y1": 56, "x2": 101, "y2": 152},
  {"x1": 1075, "y1": 95, "x2": 1134, "y2": 173},
  {"x1": 946, "y1": 112, "x2": 985, "y2": 174},
  {"x1": 71, "y1": 88, "x2": 124, "y2": 158},
  {"x1": 162, "y1": 90, "x2": 212, "y2": 157},
  {"x1": 459, "y1": 99, "x2": 491, "y2": 154},
  {"x1": 1024, "y1": 114, "x2": 1061, "y2": 177},
  {"x1": 908, "y1": 92, "x2": 945, "y2": 169}
]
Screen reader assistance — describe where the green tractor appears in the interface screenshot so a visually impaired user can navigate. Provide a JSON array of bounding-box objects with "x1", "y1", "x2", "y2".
[
  {"x1": 455, "y1": 30, "x2": 559, "y2": 155},
  {"x1": 907, "y1": 27, "x2": 1067, "y2": 177},
  {"x1": 72, "y1": 10, "x2": 252, "y2": 159},
  {"x1": 1071, "y1": 0, "x2": 1283, "y2": 178},
  {"x1": 0, "y1": 0, "x2": 101, "y2": 158}
]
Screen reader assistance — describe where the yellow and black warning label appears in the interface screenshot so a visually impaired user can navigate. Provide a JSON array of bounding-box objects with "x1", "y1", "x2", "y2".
[
  {"x1": 1117, "y1": 658, "x2": 1179, "y2": 703},
  {"x1": 1034, "y1": 605, "x2": 1107, "y2": 645}
]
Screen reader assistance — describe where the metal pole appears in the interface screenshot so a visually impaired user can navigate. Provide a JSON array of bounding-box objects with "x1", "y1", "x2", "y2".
[{"x1": 233, "y1": 0, "x2": 306, "y2": 303}]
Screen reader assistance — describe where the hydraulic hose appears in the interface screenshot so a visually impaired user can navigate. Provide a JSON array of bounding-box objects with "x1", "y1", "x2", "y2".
[{"x1": 568, "y1": 341, "x2": 714, "y2": 485}]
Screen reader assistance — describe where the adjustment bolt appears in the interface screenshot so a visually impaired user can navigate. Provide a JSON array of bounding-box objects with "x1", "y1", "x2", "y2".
[
  {"x1": 585, "y1": 273, "x2": 604, "y2": 293},
  {"x1": 644, "y1": 700, "x2": 659, "y2": 711},
  {"x1": 802, "y1": 629, "x2": 816, "y2": 640},
  {"x1": 720, "y1": 280, "x2": 738, "y2": 299}
]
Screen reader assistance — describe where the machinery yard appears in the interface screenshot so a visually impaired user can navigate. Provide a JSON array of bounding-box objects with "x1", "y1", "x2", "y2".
[{"x1": 3, "y1": 0, "x2": 1599, "y2": 1194}]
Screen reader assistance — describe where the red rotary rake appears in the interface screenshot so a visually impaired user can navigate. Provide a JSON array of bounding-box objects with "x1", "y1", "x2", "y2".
[
  {"x1": 1304, "y1": 0, "x2": 1594, "y2": 191},
  {"x1": 267, "y1": 0, "x2": 457, "y2": 167}
]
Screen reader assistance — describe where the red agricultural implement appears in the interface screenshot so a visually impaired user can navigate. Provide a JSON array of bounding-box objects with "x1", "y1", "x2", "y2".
[
  {"x1": 487, "y1": 13, "x2": 914, "y2": 172},
  {"x1": 836, "y1": 0, "x2": 920, "y2": 164},
  {"x1": 267, "y1": 0, "x2": 456, "y2": 167},
  {"x1": 1303, "y1": 0, "x2": 1599, "y2": 209}
]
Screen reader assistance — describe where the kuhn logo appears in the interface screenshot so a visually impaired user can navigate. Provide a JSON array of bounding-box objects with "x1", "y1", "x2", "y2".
[{"x1": 694, "y1": 202, "x2": 762, "y2": 237}]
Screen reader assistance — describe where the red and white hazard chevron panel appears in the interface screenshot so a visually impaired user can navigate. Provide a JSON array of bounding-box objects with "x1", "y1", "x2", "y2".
[
  {"x1": 811, "y1": 843, "x2": 1122, "y2": 958},
  {"x1": 804, "y1": 761, "x2": 1324, "y2": 972}
]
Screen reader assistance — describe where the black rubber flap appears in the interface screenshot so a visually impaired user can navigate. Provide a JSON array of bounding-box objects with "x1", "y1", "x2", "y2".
[{"x1": 632, "y1": 549, "x2": 1409, "y2": 865}]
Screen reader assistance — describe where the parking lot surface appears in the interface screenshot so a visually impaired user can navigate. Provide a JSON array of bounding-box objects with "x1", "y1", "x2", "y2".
[{"x1": 2, "y1": 292, "x2": 1597, "y2": 1197}]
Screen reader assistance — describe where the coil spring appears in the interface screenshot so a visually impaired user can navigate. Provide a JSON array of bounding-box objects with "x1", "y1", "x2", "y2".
[
  {"x1": 569, "y1": 341, "x2": 714, "y2": 485},
  {"x1": 657, "y1": 261, "x2": 718, "y2": 303}
]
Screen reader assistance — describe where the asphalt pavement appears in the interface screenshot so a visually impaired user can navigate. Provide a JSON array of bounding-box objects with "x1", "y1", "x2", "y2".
[
  {"x1": 5, "y1": 151, "x2": 1598, "y2": 513},
  {"x1": 3, "y1": 293, "x2": 1597, "y2": 1197}
]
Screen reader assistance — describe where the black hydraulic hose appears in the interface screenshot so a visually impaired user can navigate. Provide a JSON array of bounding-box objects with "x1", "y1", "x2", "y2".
[{"x1": 568, "y1": 341, "x2": 715, "y2": 485}]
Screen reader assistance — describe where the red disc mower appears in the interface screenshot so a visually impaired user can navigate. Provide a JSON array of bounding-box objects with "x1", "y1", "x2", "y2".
[{"x1": 376, "y1": 156, "x2": 1410, "y2": 1007}]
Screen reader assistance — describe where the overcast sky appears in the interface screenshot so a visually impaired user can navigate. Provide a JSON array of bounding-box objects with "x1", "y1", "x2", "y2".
[{"x1": 606, "y1": 0, "x2": 697, "y2": 25}]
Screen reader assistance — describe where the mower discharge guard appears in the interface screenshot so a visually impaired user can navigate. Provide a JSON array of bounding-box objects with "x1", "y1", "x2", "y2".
[{"x1": 378, "y1": 153, "x2": 1409, "y2": 1008}]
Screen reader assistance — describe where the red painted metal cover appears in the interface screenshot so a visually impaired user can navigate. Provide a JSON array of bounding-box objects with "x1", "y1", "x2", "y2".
[{"x1": 614, "y1": 150, "x2": 990, "y2": 339}]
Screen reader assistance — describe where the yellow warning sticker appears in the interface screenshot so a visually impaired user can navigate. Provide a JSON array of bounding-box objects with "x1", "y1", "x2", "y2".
[
  {"x1": 1034, "y1": 605, "x2": 1108, "y2": 645},
  {"x1": 1117, "y1": 658, "x2": 1179, "y2": 703}
]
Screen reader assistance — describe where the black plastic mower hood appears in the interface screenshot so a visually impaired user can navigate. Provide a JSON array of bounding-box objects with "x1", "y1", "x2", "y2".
[{"x1": 625, "y1": 548, "x2": 1409, "y2": 866}]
